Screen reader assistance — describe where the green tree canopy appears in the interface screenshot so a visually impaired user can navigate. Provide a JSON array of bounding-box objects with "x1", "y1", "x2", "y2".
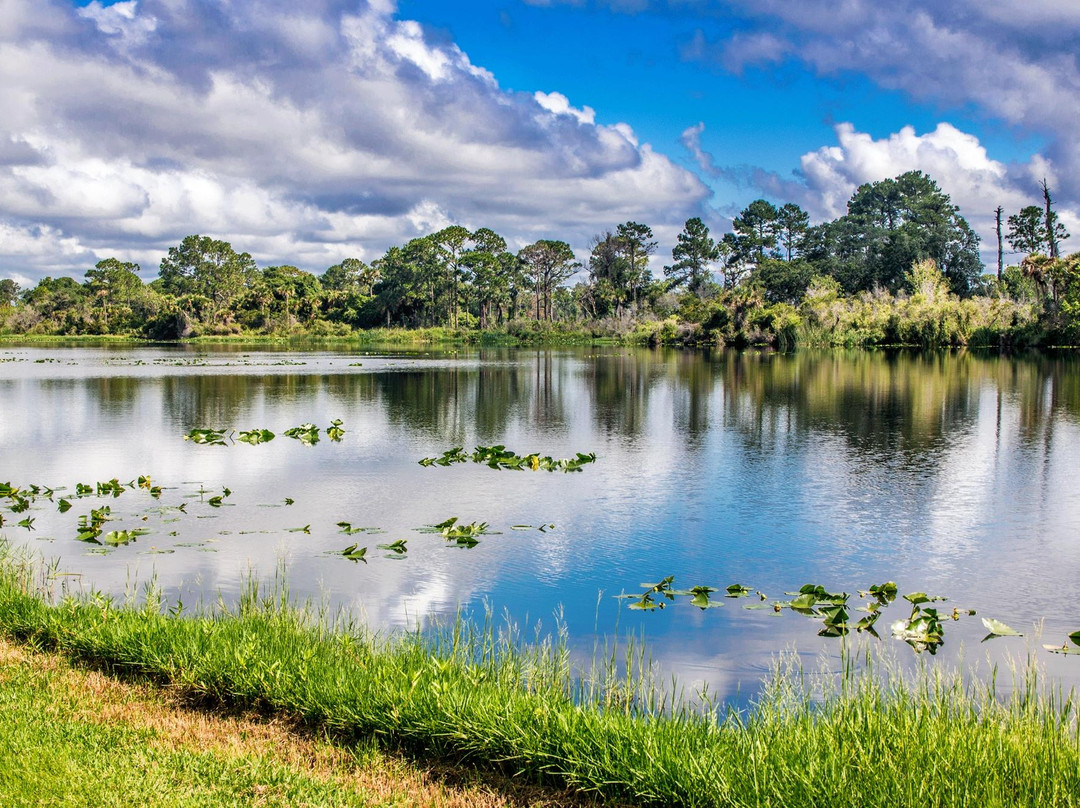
[
  {"x1": 85, "y1": 258, "x2": 143, "y2": 329},
  {"x1": 664, "y1": 217, "x2": 720, "y2": 295},
  {"x1": 823, "y1": 171, "x2": 982, "y2": 295},
  {"x1": 519, "y1": 239, "x2": 577, "y2": 321},
  {"x1": 158, "y1": 235, "x2": 256, "y2": 322},
  {"x1": 0, "y1": 278, "x2": 20, "y2": 307}
]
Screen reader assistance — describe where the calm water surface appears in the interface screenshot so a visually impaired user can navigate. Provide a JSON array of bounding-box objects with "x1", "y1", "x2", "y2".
[{"x1": 2, "y1": 343, "x2": 1080, "y2": 700}]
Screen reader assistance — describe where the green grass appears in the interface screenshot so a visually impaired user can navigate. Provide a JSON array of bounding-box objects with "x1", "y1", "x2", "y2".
[
  {"x1": 0, "y1": 646, "x2": 383, "y2": 806},
  {"x1": 1, "y1": 550, "x2": 1079, "y2": 807}
]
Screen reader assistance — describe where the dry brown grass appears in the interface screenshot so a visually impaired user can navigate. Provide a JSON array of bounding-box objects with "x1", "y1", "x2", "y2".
[{"x1": 0, "y1": 638, "x2": 627, "y2": 808}]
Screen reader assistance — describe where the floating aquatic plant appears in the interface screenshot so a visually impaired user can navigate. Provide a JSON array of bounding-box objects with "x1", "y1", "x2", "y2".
[
  {"x1": 981, "y1": 617, "x2": 1023, "y2": 642},
  {"x1": 377, "y1": 539, "x2": 408, "y2": 555},
  {"x1": 184, "y1": 428, "x2": 229, "y2": 445},
  {"x1": 419, "y1": 445, "x2": 597, "y2": 473},
  {"x1": 1044, "y1": 631, "x2": 1080, "y2": 655},
  {"x1": 284, "y1": 423, "x2": 320, "y2": 445},
  {"x1": 339, "y1": 543, "x2": 367, "y2": 562},
  {"x1": 237, "y1": 429, "x2": 275, "y2": 445}
]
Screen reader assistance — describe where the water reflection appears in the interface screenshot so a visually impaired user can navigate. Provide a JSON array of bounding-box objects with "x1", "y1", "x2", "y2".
[{"x1": 1, "y1": 344, "x2": 1079, "y2": 701}]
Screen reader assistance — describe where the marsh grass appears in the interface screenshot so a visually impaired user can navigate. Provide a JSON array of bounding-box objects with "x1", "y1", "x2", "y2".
[{"x1": 1, "y1": 548, "x2": 1079, "y2": 807}]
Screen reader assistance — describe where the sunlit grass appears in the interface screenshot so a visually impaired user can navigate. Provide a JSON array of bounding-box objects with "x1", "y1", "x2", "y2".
[{"x1": 1, "y1": 548, "x2": 1078, "y2": 807}]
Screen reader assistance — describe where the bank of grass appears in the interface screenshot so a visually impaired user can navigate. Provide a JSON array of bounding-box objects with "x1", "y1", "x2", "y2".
[
  {"x1": 1, "y1": 552, "x2": 1080, "y2": 807},
  {"x1": 0, "y1": 639, "x2": 598, "y2": 808}
]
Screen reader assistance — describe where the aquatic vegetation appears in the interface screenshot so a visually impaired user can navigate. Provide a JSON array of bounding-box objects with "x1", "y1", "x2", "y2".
[
  {"x1": 338, "y1": 543, "x2": 368, "y2": 562},
  {"x1": 184, "y1": 428, "x2": 230, "y2": 445},
  {"x1": 377, "y1": 539, "x2": 408, "y2": 556},
  {"x1": 417, "y1": 517, "x2": 492, "y2": 548},
  {"x1": 284, "y1": 423, "x2": 320, "y2": 445},
  {"x1": 326, "y1": 419, "x2": 345, "y2": 442},
  {"x1": 616, "y1": 576, "x2": 678, "y2": 610},
  {"x1": 76, "y1": 506, "x2": 113, "y2": 542},
  {"x1": 337, "y1": 522, "x2": 384, "y2": 535},
  {"x1": 136, "y1": 476, "x2": 163, "y2": 498},
  {"x1": 1045, "y1": 631, "x2": 1080, "y2": 655},
  {"x1": 184, "y1": 421, "x2": 344, "y2": 447},
  {"x1": 102, "y1": 529, "x2": 149, "y2": 547},
  {"x1": 613, "y1": 576, "x2": 1009, "y2": 657},
  {"x1": 981, "y1": 617, "x2": 1022, "y2": 641},
  {"x1": 684, "y1": 586, "x2": 721, "y2": 610},
  {"x1": 419, "y1": 445, "x2": 597, "y2": 472},
  {"x1": 96, "y1": 479, "x2": 125, "y2": 498},
  {"x1": 236, "y1": 428, "x2": 275, "y2": 445}
]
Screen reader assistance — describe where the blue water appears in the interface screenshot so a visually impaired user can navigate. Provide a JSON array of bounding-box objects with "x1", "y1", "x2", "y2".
[{"x1": 2, "y1": 343, "x2": 1079, "y2": 700}]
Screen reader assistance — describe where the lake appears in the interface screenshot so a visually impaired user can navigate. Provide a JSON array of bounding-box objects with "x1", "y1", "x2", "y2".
[{"x1": 2, "y1": 342, "x2": 1080, "y2": 701}]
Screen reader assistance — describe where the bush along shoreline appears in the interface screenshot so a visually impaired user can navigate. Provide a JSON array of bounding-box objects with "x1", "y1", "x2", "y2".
[{"x1": 1, "y1": 551, "x2": 1079, "y2": 807}]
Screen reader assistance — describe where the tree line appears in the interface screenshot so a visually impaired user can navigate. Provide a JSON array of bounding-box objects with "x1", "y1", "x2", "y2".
[{"x1": 1, "y1": 170, "x2": 1078, "y2": 344}]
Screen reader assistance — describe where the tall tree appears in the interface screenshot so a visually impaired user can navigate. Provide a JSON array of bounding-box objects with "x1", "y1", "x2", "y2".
[
  {"x1": 615, "y1": 221, "x2": 657, "y2": 308},
  {"x1": 776, "y1": 203, "x2": 810, "y2": 261},
  {"x1": 1006, "y1": 206, "x2": 1047, "y2": 256},
  {"x1": 995, "y1": 205, "x2": 1004, "y2": 281},
  {"x1": 321, "y1": 258, "x2": 378, "y2": 295},
  {"x1": 158, "y1": 235, "x2": 256, "y2": 323},
  {"x1": 588, "y1": 231, "x2": 630, "y2": 317},
  {"x1": 664, "y1": 217, "x2": 720, "y2": 295},
  {"x1": 432, "y1": 225, "x2": 471, "y2": 327},
  {"x1": 258, "y1": 266, "x2": 322, "y2": 329},
  {"x1": 464, "y1": 227, "x2": 508, "y2": 328},
  {"x1": 519, "y1": 240, "x2": 578, "y2": 321},
  {"x1": 0, "y1": 278, "x2": 18, "y2": 308},
  {"x1": 84, "y1": 258, "x2": 142, "y2": 330},
  {"x1": 732, "y1": 199, "x2": 780, "y2": 260},
  {"x1": 839, "y1": 171, "x2": 982, "y2": 294},
  {"x1": 371, "y1": 240, "x2": 436, "y2": 327},
  {"x1": 1041, "y1": 179, "x2": 1069, "y2": 260}
]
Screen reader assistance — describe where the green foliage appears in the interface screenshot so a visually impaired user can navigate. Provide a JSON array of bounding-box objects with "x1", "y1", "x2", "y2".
[
  {"x1": 419, "y1": 445, "x2": 597, "y2": 472},
  {"x1": 664, "y1": 217, "x2": 719, "y2": 295},
  {"x1": 518, "y1": 239, "x2": 577, "y2": 322},
  {"x1": 1008, "y1": 205, "x2": 1050, "y2": 255},
  {"x1": 3, "y1": 171, "x2": 1077, "y2": 345},
  {"x1": 158, "y1": 235, "x2": 257, "y2": 325},
  {"x1": 2, "y1": 556, "x2": 1080, "y2": 807},
  {"x1": 808, "y1": 171, "x2": 982, "y2": 296}
]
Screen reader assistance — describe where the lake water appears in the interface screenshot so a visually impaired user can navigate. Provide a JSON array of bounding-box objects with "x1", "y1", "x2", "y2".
[{"x1": 2, "y1": 342, "x2": 1080, "y2": 701}]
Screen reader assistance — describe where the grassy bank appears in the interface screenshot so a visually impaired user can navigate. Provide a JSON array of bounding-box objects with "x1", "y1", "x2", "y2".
[
  {"x1": 1, "y1": 553, "x2": 1079, "y2": 807},
  {"x1": 0, "y1": 638, "x2": 598, "y2": 807}
]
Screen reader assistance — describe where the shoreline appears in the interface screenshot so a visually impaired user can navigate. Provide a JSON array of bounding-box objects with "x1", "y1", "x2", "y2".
[{"x1": 1, "y1": 552, "x2": 1078, "y2": 807}]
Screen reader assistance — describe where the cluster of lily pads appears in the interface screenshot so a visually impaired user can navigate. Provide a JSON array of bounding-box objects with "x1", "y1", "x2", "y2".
[
  {"x1": 2, "y1": 475, "x2": 558, "y2": 566},
  {"x1": 331, "y1": 516, "x2": 503, "y2": 561},
  {"x1": 616, "y1": 576, "x2": 1045, "y2": 656},
  {"x1": 184, "y1": 420, "x2": 345, "y2": 446},
  {"x1": 419, "y1": 445, "x2": 597, "y2": 472},
  {"x1": 1, "y1": 476, "x2": 178, "y2": 552}
]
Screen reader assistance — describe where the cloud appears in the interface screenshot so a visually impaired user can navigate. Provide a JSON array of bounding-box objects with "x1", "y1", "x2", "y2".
[
  {"x1": 680, "y1": 121, "x2": 716, "y2": 176},
  {"x1": 0, "y1": 0, "x2": 709, "y2": 283},
  {"x1": 697, "y1": 120, "x2": 1079, "y2": 266},
  {"x1": 684, "y1": 0, "x2": 1080, "y2": 198}
]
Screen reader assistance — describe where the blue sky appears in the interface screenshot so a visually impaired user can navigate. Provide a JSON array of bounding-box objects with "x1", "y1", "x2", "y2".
[{"x1": 2, "y1": 0, "x2": 1078, "y2": 283}]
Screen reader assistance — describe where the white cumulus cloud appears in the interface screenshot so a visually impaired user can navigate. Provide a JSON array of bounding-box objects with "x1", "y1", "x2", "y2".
[{"x1": 0, "y1": 0, "x2": 708, "y2": 283}]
